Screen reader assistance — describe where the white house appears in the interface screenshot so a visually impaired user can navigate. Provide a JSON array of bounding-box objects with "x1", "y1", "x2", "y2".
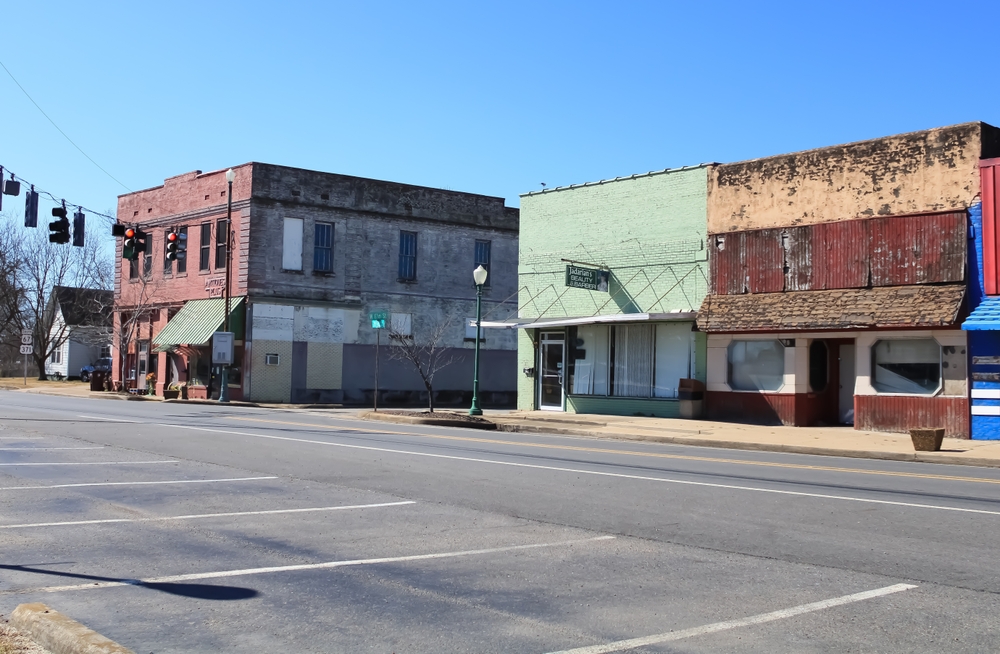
[{"x1": 45, "y1": 286, "x2": 113, "y2": 380}]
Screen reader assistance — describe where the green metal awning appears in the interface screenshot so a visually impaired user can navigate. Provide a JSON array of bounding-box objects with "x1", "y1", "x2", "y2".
[{"x1": 153, "y1": 297, "x2": 245, "y2": 353}]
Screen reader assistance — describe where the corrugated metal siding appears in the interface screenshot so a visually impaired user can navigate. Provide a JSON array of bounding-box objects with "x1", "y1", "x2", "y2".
[
  {"x1": 709, "y1": 211, "x2": 967, "y2": 296},
  {"x1": 982, "y1": 159, "x2": 1000, "y2": 295},
  {"x1": 870, "y1": 212, "x2": 965, "y2": 287},
  {"x1": 809, "y1": 220, "x2": 870, "y2": 290},
  {"x1": 855, "y1": 395, "x2": 970, "y2": 438},
  {"x1": 746, "y1": 228, "x2": 784, "y2": 293}
]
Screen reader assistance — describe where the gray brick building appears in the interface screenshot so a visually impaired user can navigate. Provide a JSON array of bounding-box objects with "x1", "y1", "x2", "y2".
[{"x1": 116, "y1": 163, "x2": 519, "y2": 405}]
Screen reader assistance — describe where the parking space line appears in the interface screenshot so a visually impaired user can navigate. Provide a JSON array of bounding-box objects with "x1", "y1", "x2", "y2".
[
  {"x1": 1, "y1": 535, "x2": 615, "y2": 594},
  {"x1": 0, "y1": 476, "x2": 279, "y2": 491},
  {"x1": 0, "y1": 500, "x2": 416, "y2": 529},
  {"x1": 0, "y1": 436, "x2": 43, "y2": 440},
  {"x1": 0, "y1": 447, "x2": 105, "y2": 451},
  {"x1": 0, "y1": 460, "x2": 176, "y2": 466},
  {"x1": 545, "y1": 583, "x2": 917, "y2": 654}
]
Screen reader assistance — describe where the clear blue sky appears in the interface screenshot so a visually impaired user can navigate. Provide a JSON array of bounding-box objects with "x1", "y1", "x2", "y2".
[{"x1": 2, "y1": 0, "x2": 998, "y2": 224}]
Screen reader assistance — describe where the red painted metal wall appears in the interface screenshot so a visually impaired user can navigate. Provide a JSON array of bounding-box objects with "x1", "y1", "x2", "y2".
[
  {"x1": 982, "y1": 158, "x2": 1000, "y2": 295},
  {"x1": 709, "y1": 211, "x2": 967, "y2": 295},
  {"x1": 855, "y1": 395, "x2": 970, "y2": 439},
  {"x1": 706, "y1": 391, "x2": 796, "y2": 425}
]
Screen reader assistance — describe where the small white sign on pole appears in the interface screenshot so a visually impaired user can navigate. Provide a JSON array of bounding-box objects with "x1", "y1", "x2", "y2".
[
  {"x1": 19, "y1": 345, "x2": 33, "y2": 355},
  {"x1": 20, "y1": 335, "x2": 32, "y2": 345},
  {"x1": 21, "y1": 328, "x2": 32, "y2": 336},
  {"x1": 212, "y1": 332, "x2": 234, "y2": 366}
]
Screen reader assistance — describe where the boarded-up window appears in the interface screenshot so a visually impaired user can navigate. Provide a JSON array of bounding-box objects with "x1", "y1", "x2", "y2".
[
  {"x1": 390, "y1": 313, "x2": 412, "y2": 336},
  {"x1": 283, "y1": 218, "x2": 303, "y2": 271}
]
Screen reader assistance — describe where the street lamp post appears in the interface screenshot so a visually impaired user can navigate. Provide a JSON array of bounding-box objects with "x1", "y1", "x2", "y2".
[
  {"x1": 469, "y1": 265, "x2": 488, "y2": 416},
  {"x1": 219, "y1": 168, "x2": 235, "y2": 403}
]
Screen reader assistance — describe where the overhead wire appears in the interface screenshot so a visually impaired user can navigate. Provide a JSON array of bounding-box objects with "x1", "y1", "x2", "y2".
[
  {"x1": 0, "y1": 58, "x2": 131, "y2": 194},
  {"x1": 1, "y1": 165, "x2": 117, "y2": 223}
]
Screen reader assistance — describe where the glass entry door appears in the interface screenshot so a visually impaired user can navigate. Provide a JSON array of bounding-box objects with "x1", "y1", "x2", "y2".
[{"x1": 538, "y1": 332, "x2": 565, "y2": 410}]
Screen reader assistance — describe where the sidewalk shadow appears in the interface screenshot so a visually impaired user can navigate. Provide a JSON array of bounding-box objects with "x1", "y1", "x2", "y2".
[{"x1": 1, "y1": 563, "x2": 258, "y2": 600}]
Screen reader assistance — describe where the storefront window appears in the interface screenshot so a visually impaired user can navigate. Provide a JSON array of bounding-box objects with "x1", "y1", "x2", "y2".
[
  {"x1": 871, "y1": 339, "x2": 941, "y2": 394},
  {"x1": 613, "y1": 324, "x2": 654, "y2": 397},
  {"x1": 728, "y1": 340, "x2": 785, "y2": 391},
  {"x1": 572, "y1": 325, "x2": 610, "y2": 395}
]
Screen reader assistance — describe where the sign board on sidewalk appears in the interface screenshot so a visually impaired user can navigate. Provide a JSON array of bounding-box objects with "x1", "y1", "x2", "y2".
[
  {"x1": 20, "y1": 335, "x2": 32, "y2": 345},
  {"x1": 565, "y1": 265, "x2": 609, "y2": 292},
  {"x1": 370, "y1": 310, "x2": 388, "y2": 329},
  {"x1": 212, "y1": 332, "x2": 234, "y2": 366},
  {"x1": 19, "y1": 345, "x2": 33, "y2": 355}
]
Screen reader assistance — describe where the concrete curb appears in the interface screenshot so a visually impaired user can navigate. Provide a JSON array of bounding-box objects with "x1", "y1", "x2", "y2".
[
  {"x1": 493, "y1": 422, "x2": 1000, "y2": 469},
  {"x1": 10, "y1": 603, "x2": 134, "y2": 654},
  {"x1": 162, "y1": 398, "x2": 260, "y2": 407},
  {"x1": 359, "y1": 410, "x2": 497, "y2": 430}
]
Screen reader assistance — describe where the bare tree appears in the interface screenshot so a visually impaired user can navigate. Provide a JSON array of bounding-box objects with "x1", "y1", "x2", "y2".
[
  {"x1": 387, "y1": 314, "x2": 464, "y2": 413},
  {"x1": 0, "y1": 213, "x2": 113, "y2": 379},
  {"x1": 112, "y1": 269, "x2": 165, "y2": 391}
]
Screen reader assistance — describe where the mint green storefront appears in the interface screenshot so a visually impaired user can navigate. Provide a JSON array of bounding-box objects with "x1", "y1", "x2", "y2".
[{"x1": 500, "y1": 165, "x2": 711, "y2": 417}]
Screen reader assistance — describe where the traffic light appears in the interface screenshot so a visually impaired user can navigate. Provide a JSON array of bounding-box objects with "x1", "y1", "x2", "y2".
[
  {"x1": 48, "y1": 206, "x2": 70, "y2": 244},
  {"x1": 165, "y1": 230, "x2": 179, "y2": 260},
  {"x1": 122, "y1": 227, "x2": 147, "y2": 260},
  {"x1": 72, "y1": 210, "x2": 85, "y2": 247},
  {"x1": 24, "y1": 187, "x2": 38, "y2": 228}
]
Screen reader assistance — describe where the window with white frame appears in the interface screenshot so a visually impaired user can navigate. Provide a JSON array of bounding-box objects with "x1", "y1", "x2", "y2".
[
  {"x1": 50, "y1": 347, "x2": 62, "y2": 364},
  {"x1": 727, "y1": 340, "x2": 785, "y2": 391},
  {"x1": 871, "y1": 339, "x2": 941, "y2": 394},
  {"x1": 569, "y1": 323, "x2": 691, "y2": 398},
  {"x1": 99, "y1": 345, "x2": 111, "y2": 359}
]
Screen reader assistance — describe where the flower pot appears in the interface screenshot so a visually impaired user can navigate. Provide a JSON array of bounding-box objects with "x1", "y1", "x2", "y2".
[
  {"x1": 162, "y1": 390, "x2": 180, "y2": 400},
  {"x1": 910, "y1": 428, "x2": 945, "y2": 452}
]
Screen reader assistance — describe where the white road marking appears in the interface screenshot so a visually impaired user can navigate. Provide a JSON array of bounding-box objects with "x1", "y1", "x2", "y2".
[
  {"x1": 0, "y1": 500, "x2": 415, "y2": 529},
  {"x1": 0, "y1": 476, "x2": 278, "y2": 491},
  {"x1": 79, "y1": 415, "x2": 140, "y2": 423},
  {"x1": 545, "y1": 583, "x2": 917, "y2": 653},
  {"x1": 0, "y1": 461, "x2": 175, "y2": 466},
  {"x1": 92, "y1": 418, "x2": 1000, "y2": 518},
  {"x1": 2, "y1": 535, "x2": 615, "y2": 594},
  {"x1": 0, "y1": 436, "x2": 43, "y2": 440},
  {"x1": 0, "y1": 447, "x2": 105, "y2": 451}
]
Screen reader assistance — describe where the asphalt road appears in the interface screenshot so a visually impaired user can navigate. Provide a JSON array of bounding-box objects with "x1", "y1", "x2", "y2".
[{"x1": 2, "y1": 392, "x2": 1000, "y2": 653}]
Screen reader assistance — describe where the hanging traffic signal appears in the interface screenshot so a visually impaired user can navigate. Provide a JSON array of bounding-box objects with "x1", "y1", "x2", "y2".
[
  {"x1": 165, "y1": 230, "x2": 179, "y2": 260},
  {"x1": 122, "y1": 227, "x2": 146, "y2": 260},
  {"x1": 48, "y1": 206, "x2": 70, "y2": 244},
  {"x1": 72, "y1": 210, "x2": 85, "y2": 247}
]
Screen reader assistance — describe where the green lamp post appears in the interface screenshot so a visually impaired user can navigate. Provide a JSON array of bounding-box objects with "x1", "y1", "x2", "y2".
[{"x1": 469, "y1": 264, "x2": 488, "y2": 416}]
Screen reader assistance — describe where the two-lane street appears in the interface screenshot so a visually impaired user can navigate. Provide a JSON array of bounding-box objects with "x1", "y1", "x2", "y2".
[{"x1": 2, "y1": 391, "x2": 1000, "y2": 652}]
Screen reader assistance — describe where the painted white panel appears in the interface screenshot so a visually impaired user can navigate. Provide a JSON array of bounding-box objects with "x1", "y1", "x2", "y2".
[
  {"x1": 971, "y1": 405, "x2": 1000, "y2": 416},
  {"x1": 251, "y1": 302, "x2": 294, "y2": 341},
  {"x1": 390, "y1": 313, "x2": 412, "y2": 336},
  {"x1": 282, "y1": 218, "x2": 303, "y2": 271},
  {"x1": 972, "y1": 389, "x2": 1000, "y2": 399}
]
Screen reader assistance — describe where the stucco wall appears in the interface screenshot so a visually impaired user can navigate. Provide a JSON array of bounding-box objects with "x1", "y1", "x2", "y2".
[{"x1": 708, "y1": 122, "x2": 1000, "y2": 233}]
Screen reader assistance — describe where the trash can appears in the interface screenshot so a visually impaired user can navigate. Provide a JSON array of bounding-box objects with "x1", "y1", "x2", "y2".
[
  {"x1": 678, "y1": 378, "x2": 705, "y2": 419},
  {"x1": 90, "y1": 371, "x2": 107, "y2": 392}
]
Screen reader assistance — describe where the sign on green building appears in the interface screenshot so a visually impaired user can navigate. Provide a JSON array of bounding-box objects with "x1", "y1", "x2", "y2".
[{"x1": 565, "y1": 265, "x2": 609, "y2": 292}]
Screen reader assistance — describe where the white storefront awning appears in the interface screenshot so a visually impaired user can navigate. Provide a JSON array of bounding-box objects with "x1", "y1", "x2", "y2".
[{"x1": 477, "y1": 311, "x2": 698, "y2": 330}]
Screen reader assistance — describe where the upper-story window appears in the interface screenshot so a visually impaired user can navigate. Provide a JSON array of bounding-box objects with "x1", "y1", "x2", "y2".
[
  {"x1": 398, "y1": 231, "x2": 417, "y2": 281},
  {"x1": 215, "y1": 219, "x2": 228, "y2": 269},
  {"x1": 129, "y1": 257, "x2": 138, "y2": 280},
  {"x1": 142, "y1": 233, "x2": 153, "y2": 279},
  {"x1": 475, "y1": 239, "x2": 491, "y2": 287},
  {"x1": 199, "y1": 223, "x2": 211, "y2": 271},
  {"x1": 176, "y1": 226, "x2": 188, "y2": 275},
  {"x1": 314, "y1": 222, "x2": 333, "y2": 273}
]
